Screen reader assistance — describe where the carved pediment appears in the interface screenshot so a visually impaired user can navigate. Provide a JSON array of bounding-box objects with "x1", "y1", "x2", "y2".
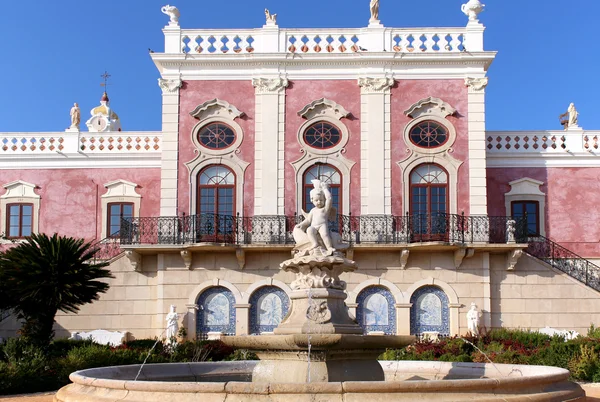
[
  {"x1": 404, "y1": 97, "x2": 457, "y2": 119},
  {"x1": 298, "y1": 98, "x2": 349, "y2": 120},
  {"x1": 189, "y1": 99, "x2": 244, "y2": 121},
  {"x1": 1, "y1": 180, "x2": 39, "y2": 199}
]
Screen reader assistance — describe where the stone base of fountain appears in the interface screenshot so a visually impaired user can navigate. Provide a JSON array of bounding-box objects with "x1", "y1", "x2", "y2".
[{"x1": 224, "y1": 333, "x2": 414, "y2": 383}]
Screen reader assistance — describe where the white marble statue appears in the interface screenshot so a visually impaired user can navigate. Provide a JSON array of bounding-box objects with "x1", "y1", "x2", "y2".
[
  {"x1": 70, "y1": 103, "x2": 80, "y2": 129},
  {"x1": 369, "y1": 0, "x2": 379, "y2": 22},
  {"x1": 165, "y1": 304, "x2": 179, "y2": 340},
  {"x1": 568, "y1": 103, "x2": 579, "y2": 127},
  {"x1": 264, "y1": 9, "x2": 277, "y2": 25},
  {"x1": 295, "y1": 180, "x2": 337, "y2": 256},
  {"x1": 467, "y1": 302, "x2": 482, "y2": 336},
  {"x1": 161, "y1": 4, "x2": 180, "y2": 25},
  {"x1": 461, "y1": 0, "x2": 485, "y2": 22}
]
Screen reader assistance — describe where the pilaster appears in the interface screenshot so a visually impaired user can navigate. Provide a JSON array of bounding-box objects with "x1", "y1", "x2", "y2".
[
  {"x1": 465, "y1": 77, "x2": 488, "y2": 215},
  {"x1": 253, "y1": 77, "x2": 288, "y2": 215},
  {"x1": 235, "y1": 304, "x2": 251, "y2": 336},
  {"x1": 158, "y1": 77, "x2": 182, "y2": 216},
  {"x1": 395, "y1": 303, "x2": 412, "y2": 335},
  {"x1": 359, "y1": 77, "x2": 394, "y2": 214},
  {"x1": 155, "y1": 254, "x2": 167, "y2": 338},
  {"x1": 482, "y1": 252, "x2": 492, "y2": 330}
]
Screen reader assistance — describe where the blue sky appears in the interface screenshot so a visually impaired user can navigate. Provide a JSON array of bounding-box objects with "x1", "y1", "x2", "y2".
[{"x1": 0, "y1": 0, "x2": 596, "y2": 132}]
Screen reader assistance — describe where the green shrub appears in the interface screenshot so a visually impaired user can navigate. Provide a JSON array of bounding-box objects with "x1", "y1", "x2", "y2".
[
  {"x1": 225, "y1": 349, "x2": 259, "y2": 361},
  {"x1": 588, "y1": 324, "x2": 600, "y2": 339},
  {"x1": 125, "y1": 339, "x2": 164, "y2": 351},
  {"x1": 568, "y1": 344, "x2": 600, "y2": 381}
]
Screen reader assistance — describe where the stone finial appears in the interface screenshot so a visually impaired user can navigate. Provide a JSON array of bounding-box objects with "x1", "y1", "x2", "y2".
[
  {"x1": 264, "y1": 9, "x2": 277, "y2": 25},
  {"x1": 161, "y1": 4, "x2": 180, "y2": 26},
  {"x1": 461, "y1": 0, "x2": 484, "y2": 22}
]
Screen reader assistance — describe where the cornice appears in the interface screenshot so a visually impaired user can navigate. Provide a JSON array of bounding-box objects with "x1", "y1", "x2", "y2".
[{"x1": 0, "y1": 153, "x2": 161, "y2": 170}]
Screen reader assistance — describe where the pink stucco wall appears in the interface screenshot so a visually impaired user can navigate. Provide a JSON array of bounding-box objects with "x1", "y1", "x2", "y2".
[
  {"x1": 0, "y1": 169, "x2": 160, "y2": 241},
  {"x1": 488, "y1": 167, "x2": 600, "y2": 257},
  {"x1": 390, "y1": 80, "x2": 469, "y2": 215},
  {"x1": 178, "y1": 81, "x2": 255, "y2": 217},
  {"x1": 284, "y1": 80, "x2": 361, "y2": 216}
]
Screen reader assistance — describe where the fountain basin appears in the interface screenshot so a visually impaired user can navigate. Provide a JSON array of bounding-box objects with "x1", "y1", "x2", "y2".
[{"x1": 54, "y1": 361, "x2": 585, "y2": 401}]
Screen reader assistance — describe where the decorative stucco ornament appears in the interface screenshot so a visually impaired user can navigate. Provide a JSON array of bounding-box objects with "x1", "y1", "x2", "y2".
[
  {"x1": 358, "y1": 77, "x2": 394, "y2": 94},
  {"x1": 464, "y1": 77, "x2": 489, "y2": 92},
  {"x1": 461, "y1": 0, "x2": 484, "y2": 22},
  {"x1": 252, "y1": 77, "x2": 288, "y2": 94},
  {"x1": 158, "y1": 77, "x2": 182, "y2": 94},
  {"x1": 161, "y1": 4, "x2": 180, "y2": 25}
]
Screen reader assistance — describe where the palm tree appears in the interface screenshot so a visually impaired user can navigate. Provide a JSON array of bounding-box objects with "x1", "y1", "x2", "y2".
[{"x1": 0, "y1": 233, "x2": 114, "y2": 348}]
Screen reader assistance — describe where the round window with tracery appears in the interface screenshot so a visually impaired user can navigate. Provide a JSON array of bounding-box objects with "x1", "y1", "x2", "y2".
[
  {"x1": 409, "y1": 121, "x2": 449, "y2": 148},
  {"x1": 198, "y1": 123, "x2": 236, "y2": 150},
  {"x1": 303, "y1": 122, "x2": 341, "y2": 149}
]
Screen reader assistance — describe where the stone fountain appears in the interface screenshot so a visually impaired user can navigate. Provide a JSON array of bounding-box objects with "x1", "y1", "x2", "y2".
[{"x1": 54, "y1": 181, "x2": 586, "y2": 401}]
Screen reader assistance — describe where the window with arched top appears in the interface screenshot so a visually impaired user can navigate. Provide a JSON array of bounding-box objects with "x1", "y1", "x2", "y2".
[
  {"x1": 410, "y1": 286, "x2": 450, "y2": 336},
  {"x1": 196, "y1": 286, "x2": 236, "y2": 339},
  {"x1": 356, "y1": 286, "x2": 396, "y2": 335},
  {"x1": 249, "y1": 286, "x2": 290, "y2": 334},
  {"x1": 303, "y1": 164, "x2": 341, "y2": 213},
  {"x1": 410, "y1": 164, "x2": 449, "y2": 240},
  {"x1": 196, "y1": 165, "x2": 236, "y2": 242}
]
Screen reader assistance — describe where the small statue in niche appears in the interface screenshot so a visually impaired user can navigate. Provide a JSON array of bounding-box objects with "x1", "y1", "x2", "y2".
[
  {"x1": 264, "y1": 9, "x2": 277, "y2": 25},
  {"x1": 467, "y1": 302, "x2": 482, "y2": 336},
  {"x1": 559, "y1": 103, "x2": 579, "y2": 130},
  {"x1": 161, "y1": 4, "x2": 180, "y2": 25},
  {"x1": 165, "y1": 304, "x2": 179, "y2": 340},
  {"x1": 369, "y1": 0, "x2": 380, "y2": 22},
  {"x1": 70, "y1": 103, "x2": 80, "y2": 129}
]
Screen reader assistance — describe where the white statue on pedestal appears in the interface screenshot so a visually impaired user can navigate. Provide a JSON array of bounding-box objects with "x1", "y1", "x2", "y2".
[
  {"x1": 161, "y1": 4, "x2": 180, "y2": 25},
  {"x1": 294, "y1": 180, "x2": 347, "y2": 256},
  {"x1": 264, "y1": 9, "x2": 277, "y2": 25},
  {"x1": 369, "y1": 0, "x2": 380, "y2": 22},
  {"x1": 69, "y1": 103, "x2": 80, "y2": 130},
  {"x1": 165, "y1": 305, "x2": 179, "y2": 340},
  {"x1": 559, "y1": 103, "x2": 579, "y2": 130},
  {"x1": 461, "y1": 0, "x2": 485, "y2": 22},
  {"x1": 467, "y1": 302, "x2": 482, "y2": 336}
]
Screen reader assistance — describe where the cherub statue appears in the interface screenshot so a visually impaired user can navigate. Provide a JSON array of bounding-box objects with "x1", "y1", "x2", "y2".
[
  {"x1": 295, "y1": 180, "x2": 338, "y2": 256},
  {"x1": 165, "y1": 304, "x2": 179, "y2": 340},
  {"x1": 467, "y1": 302, "x2": 482, "y2": 336},
  {"x1": 161, "y1": 4, "x2": 180, "y2": 25},
  {"x1": 264, "y1": 8, "x2": 277, "y2": 25},
  {"x1": 369, "y1": 0, "x2": 380, "y2": 22}
]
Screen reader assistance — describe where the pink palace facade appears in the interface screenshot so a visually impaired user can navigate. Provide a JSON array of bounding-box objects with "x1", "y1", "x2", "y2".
[{"x1": 2, "y1": 5, "x2": 600, "y2": 340}]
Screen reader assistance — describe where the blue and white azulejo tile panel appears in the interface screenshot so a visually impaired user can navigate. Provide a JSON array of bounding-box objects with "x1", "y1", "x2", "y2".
[
  {"x1": 356, "y1": 286, "x2": 397, "y2": 335},
  {"x1": 409, "y1": 285, "x2": 450, "y2": 335},
  {"x1": 196, "y1": 286, "x2": 236, "y2": 337},
  {"x1": 249, "y1": 286, "x2": 290, "y2": 334}
]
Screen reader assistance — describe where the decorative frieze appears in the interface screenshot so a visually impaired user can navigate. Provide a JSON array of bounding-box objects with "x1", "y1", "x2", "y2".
[
  {"x1": 464, "y1": 77, "x2": 489, "y2": 92},
  {"x1": 357, "y1": 77, "x2": 394, "y2": 94},
  {"x1": 252, "y1": 77, "x2": 289, "y2": 94},
  {"x1": 158, "y1": 77, "x2": 182, "y2": 94}
]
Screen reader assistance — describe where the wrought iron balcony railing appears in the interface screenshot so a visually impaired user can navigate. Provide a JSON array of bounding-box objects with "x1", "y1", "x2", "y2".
[
  {"x1": 119, "y1": 213, "x2": 527, "y2": 247},
  {"x1": 526, "y1": 234, "x2": 600, "y2": 292}
]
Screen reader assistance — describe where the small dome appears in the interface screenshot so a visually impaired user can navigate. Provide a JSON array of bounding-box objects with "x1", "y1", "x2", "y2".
[{"x1": 101, "y1": 92, "x2": 109, "y2": 103}]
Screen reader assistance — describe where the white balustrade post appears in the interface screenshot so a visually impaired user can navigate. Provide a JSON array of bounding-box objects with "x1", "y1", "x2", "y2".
[
  {"x1": 464, "y1": 21, "x2": 485, "y2": 52},
  {"x1": 257, "y1": 25, "x2": 280, "y2": 53},
  {"x1": 361, "y1": 22, "x2": 386, "y2": 52},
  {"x1": 62, "y1": 132, "x2": 80, "y2": 153},
  {"x1": 163, "y1": 25, "x2": 182, "y2": 54}
]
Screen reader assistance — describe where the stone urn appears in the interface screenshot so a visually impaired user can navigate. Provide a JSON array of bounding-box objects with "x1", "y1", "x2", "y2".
[{"x1": 461, "y1": 0, "x2": 484, "y2": 21}]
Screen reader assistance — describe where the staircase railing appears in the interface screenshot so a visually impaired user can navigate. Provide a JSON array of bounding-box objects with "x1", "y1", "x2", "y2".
[
  {"x1": 526, "y1": 234, "x2": 600, "y2": 291},
  {"x1": 92, "y1": 236, "x2": 124, "y2": 262}
]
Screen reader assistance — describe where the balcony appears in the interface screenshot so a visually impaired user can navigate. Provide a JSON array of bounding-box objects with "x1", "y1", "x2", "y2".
[{"x1": 119, "y1": 213, "x2": 527, "y2": 248}]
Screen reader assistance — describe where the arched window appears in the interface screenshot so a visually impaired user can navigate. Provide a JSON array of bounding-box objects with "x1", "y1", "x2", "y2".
[
  {"x1": 249, "y1": 286, "x2": 290, "y2": 334},
  {"x1": 410, "y1": 286, "x2": 450, "y2": 336},
  {"x1": 197, "y1": 165, "x2": 236, "y2": 241},
  {"x1": 356, "y1": 286, "x2": 396, "y2": 335},
  {"x1": 410, "y1": 164, "x2": 448, "y2": 240},
  {"x1": 303, "y1": 164, "x2": 341, "y2": 213},
  {"x1": 196, "y1": 286, "x2": 236, "y2": 339}
]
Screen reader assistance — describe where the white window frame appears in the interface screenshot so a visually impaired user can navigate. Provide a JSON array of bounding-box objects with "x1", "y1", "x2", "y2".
[
  {"x1": 504, "y1": 177, "x2": 546, "y2": 236},
  {"x1": 101, "y1": 180, "x2": 141, "y2": 239},
  {"x1": 0, "y1": 180, "x2": 40, "y2": 242}
]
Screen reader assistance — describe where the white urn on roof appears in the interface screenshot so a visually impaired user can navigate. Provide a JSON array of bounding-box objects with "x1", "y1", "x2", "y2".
[{"x1": 461, "y1": 0, "x2": 485, "y2": 22}]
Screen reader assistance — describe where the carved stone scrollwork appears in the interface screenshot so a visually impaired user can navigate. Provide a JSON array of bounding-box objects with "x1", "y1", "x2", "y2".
[
  {"x1": 507, "y1": 249, "x2": 523, "y2": 271},
  {"x1": 252, "y1": 77, "x2": 289, "y2": 94},
  {"x1": 125, "y1": 250, "x2": 142, "y2": 272},
  {"x1": 454, "y1": 248, "x2": 475, "y2": 269},
  {"x1": 306, "y1": 301, "x2": 332, "y2": 323},
  {"x1": 464, "y1": 77, "x2": 489, "y2": 92},
  {"x1": 358, "y1": 77, "x2": 394, "y2": 94},
  {"x1": 180, "y1": 250, "x2": 192, "y2": 270},
  {"x1": 282, "y1": 255, "x2": 357, "y2": 291},
  {"x1": 158, "y1": 78, "x2": 182, "y2": 94},
  {"x1": 400, "y1": 249, "x2": 410, "y2": 270}
]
